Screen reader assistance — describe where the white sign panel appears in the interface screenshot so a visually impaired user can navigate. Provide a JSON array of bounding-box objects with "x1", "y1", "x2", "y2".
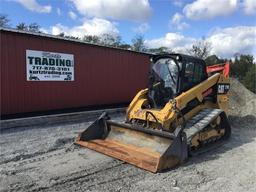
[{"x1": 26, "y1": 50, "x2": 74, "y2": 81}]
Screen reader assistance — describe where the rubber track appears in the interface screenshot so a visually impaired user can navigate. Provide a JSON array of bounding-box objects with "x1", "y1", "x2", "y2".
[{"x1": 184, "y1": 108, "x2": 229, "y2": 156}]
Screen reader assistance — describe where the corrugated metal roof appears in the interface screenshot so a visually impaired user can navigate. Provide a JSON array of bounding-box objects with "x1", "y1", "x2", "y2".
[{"x1": 0, "y1": 27, "x2": 152, "y2": 56}]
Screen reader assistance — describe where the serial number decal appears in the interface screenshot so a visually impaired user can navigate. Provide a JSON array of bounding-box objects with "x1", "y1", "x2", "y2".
[{"x1": 218, "y1": 84, "x2": 230, "y2": 94}]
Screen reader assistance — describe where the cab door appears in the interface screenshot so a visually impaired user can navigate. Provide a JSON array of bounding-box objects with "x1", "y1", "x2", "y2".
[{"x1": 180, "y1": 58, "x2": 207, "y2": 92}]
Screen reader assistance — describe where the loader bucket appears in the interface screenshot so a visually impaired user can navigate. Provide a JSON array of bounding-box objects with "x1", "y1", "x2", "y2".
[{"x1": 75, "y1": 113, "x2": 188, "y2": 173}]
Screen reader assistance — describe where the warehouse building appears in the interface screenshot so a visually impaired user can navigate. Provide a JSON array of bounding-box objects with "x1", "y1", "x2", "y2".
[{"x1": 0, "y1": 28, "x2": 151, "y2": 117}]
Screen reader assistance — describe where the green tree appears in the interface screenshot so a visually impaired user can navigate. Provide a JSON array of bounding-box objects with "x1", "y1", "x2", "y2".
[
  {"x1": 230, "y1": 54, "x2": 254, "y2": 79},
  {"x1": 148, "y1": 47, "x2": 171, "y2": 54},
  {"x1": 100, "y1": 34, "x2": 122, "y2": 47},
  {"x1": 28, "y1": 23, "x2": 40, "y2": 33},
  {"x1": 16, "y1": 22, "x2": 28, "y2": 31},
  {"x1": 229, "y1": 54, "x2": 255, "y2": 93},
  {"x1": 118, "y1": 43, "x2": 132, "y2": 50},
  {"x1": 57, "y1": 32, "x2": 65, "y2": 37},
  {"x1": 205, "y1": 55, "x2": 225, "y2": 66},
  {"x1": 188, "y1": 40, "x2": 211, "y2": 59},
  {"x1": 64, "y1": 35, "x2": 79, "y2": 40},
  {"x1": 0, "y1": 14, "x2": 10, "y2": 27},
  {"x1": 131, "y1": 35, "x2": 146, "y2": 52},
  {"x1": 242, "y1": 64, "x2": 256, "y2": 93},
  {"x1": 16, "y1": 22, "x2": 41, "y2": 32},
  {"x1": 83, "y1": 35, "x2": 101, "y2": 44}
]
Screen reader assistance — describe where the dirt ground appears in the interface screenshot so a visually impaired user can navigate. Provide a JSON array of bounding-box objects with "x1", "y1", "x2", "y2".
[
  {"x1": 1, "y1": 79, "x2": 256, "y2": 192},
  {"x1": 1, "y1": 115, "x2": 255, "y2": 192}
]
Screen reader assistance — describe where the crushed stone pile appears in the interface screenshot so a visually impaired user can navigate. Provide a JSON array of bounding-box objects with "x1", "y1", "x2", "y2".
[{"x1": 228, "y1": 78, "x2": 256, "y2": 117}]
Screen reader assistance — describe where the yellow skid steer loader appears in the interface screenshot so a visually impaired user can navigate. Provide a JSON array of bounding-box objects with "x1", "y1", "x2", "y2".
[{"x1": 75, "y1": 54, "x2": 231, "y2": 173}]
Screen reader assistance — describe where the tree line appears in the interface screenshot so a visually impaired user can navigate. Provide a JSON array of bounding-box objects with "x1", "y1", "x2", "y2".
[
  {"x1": 0, "y1": 14, "x2": 163, "y2": 52},
  {"x1": 1, "y1": 14, "x2": 255, "y2": 93}
]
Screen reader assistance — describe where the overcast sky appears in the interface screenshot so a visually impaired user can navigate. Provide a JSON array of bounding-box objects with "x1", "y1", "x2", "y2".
[{"x1": 1, "y1": 0, "x2": 256, "y2": 58}]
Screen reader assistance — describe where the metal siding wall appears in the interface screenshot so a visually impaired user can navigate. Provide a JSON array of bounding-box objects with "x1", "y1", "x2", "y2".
[{"x1": 0, "y1": 31, "x2": 150, "y2": 115}]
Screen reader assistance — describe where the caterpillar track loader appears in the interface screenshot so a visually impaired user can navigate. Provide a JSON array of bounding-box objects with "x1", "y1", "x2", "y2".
[{"x1": 75, "y1": 54, "x2": 231, "y2": 173}]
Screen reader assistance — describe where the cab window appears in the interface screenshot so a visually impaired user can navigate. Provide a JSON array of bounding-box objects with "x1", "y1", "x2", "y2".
[{"x1": 182, "y1": 61, "x2": 205, "y2": 91}]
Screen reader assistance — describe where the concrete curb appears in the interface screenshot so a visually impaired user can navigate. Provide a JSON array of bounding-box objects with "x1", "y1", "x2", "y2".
[{"x1": 0, "y1": 107, "x2": 126, "y2": 131}]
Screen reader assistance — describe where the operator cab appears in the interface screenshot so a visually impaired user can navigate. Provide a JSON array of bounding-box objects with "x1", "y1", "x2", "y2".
[{"x1": 148, "y1": 54, "x2": 208, "y2": 108}]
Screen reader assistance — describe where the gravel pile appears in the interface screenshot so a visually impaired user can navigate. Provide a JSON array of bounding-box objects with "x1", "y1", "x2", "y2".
[{"x1": 229, "y1": 78, "x2": 256, "y2": 117}]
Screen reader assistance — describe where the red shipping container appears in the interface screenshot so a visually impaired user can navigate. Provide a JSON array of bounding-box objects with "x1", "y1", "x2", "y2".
[{"x1": 0, "y1": 28, "x2": 150, "y2": 116}]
